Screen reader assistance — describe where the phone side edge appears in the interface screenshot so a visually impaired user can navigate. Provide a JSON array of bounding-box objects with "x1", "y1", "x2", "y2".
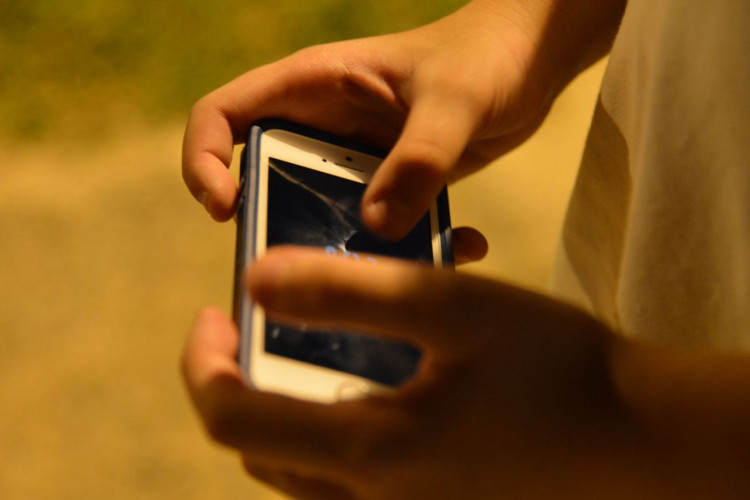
[
  {"x1": 234, "y1": 126, "x2": 263, "y2": 384},
  {"x1": 436, "y1": 187, "x2": 454, "y2": 269}
]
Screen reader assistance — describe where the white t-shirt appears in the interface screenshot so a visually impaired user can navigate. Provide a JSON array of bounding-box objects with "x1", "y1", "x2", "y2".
[{"x1": 550, "y1": 0, "x2": 750, "y2": 351}]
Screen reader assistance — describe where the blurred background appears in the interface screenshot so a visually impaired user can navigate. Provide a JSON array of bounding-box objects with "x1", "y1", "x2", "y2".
[{"x1": 0, "y1": 1, "x2": 605, "y2": 498}]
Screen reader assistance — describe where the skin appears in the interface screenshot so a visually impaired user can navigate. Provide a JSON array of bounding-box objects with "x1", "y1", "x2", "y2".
[
  {"x1": 182, "y1": 0, "x2": 750, "y2": 498},
  {"x1": 184, "y1": 248, "x2": 635, "y2": 500},
  {"x1": 184, "y1": 249, "x2": 750, "y2": 499},
  {"x1": 182, "y1": 0, "x2": 624, "y2": 239}
]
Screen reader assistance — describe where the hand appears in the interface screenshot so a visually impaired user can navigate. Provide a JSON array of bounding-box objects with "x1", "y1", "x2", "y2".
[
  {"x1": 183, "y1": 247, "x2": 649, "y2": 500},
  {"x1": 182, "y1": 1, "x2": 560, "y2": 239}
]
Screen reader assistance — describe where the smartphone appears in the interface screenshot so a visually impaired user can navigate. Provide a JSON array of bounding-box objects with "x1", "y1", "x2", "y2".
[{"x1": 233, "y1": 120, "x2": 453, "y2": 403}]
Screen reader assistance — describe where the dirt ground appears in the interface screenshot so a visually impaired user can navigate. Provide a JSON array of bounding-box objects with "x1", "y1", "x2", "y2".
[{"x1": 0, "y1": 62, "x2": 605, "y2": 499}]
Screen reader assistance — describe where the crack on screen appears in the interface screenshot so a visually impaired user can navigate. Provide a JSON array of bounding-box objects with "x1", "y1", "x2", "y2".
[
  {"x1": 268, "y1": 158, "x2": 434, "y2": 261},
  {"x1": 269, "y1": 161, "x2": 356, "y2": 253}
]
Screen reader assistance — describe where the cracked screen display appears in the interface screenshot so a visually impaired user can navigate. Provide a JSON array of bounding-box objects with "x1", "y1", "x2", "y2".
[{"x1": 265, "y1": 158, "x2": 431, "y2": 386}]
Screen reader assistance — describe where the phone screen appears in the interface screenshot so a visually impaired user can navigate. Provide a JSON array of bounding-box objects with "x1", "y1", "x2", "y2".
[{"x1": 265, "y1": 158, "x2": 431, "y2": 386}]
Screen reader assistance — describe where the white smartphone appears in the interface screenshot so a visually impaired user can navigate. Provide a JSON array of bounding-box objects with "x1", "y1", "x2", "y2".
[{"x1": 233, "y1": 120, "x2": 453, "y2": 403}]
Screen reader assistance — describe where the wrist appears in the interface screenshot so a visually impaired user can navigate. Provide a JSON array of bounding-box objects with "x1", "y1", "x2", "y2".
[
  {"x1": 428, "y1": 0, "x2": 627, "y2": 127},
  {"x1": 476, "y1": 0, "x2": 626, "y2": 97}
]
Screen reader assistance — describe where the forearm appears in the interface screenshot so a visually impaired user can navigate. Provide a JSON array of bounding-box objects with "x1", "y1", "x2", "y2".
[
  {"x1": 609, "y1": 336, "x2": 750, "y2": 497},
  {"x1": 464, "y1": 0, "x2": 627, "y2": 97},
  {"x1": 524, "y1": 0, "x2": 627, "y2": 79}
]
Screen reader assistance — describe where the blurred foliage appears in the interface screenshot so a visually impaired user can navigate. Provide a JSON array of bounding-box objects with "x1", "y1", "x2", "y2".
[{"x1": 0, "y1": 0, "x2": 465, "y2": 142}]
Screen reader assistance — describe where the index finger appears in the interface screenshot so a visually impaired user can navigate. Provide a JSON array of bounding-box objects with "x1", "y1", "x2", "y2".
[
  {"x1": 182, "y1": 97, "x2": 240, "y2": 221},
  {"x1": 247, "y1": 247, "x2": 494, "y2": 357},
  {"x1": 181, "y1": 62, "x2": 294, "y2": 222}
]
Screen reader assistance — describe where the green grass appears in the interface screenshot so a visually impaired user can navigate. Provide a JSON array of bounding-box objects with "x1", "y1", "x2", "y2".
[{"x1": 0, "y1": 0, "x2": 465, "y2": 142}]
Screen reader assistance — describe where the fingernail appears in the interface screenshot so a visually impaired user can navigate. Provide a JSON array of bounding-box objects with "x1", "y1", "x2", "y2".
[
  {"x1": 363, "y1": 199, "x2": 386, "y2": 229},
  {"x1": 364, "y1": 198, "x2": 413, "y2": 239},
  {"x1": 198, "y1": 192, "x2": 210, "y2": 211}
]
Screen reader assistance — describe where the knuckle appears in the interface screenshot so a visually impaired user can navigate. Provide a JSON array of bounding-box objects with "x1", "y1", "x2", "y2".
[
  {"x1": 291, "y1": 43, "x2": 329, "y2": 60},
  {"x1": 188, "y1": 93, "x2": 218, "y2": 121},
  {"x1": 285, "y1": 43, "x2": 341, "y2": 74}
]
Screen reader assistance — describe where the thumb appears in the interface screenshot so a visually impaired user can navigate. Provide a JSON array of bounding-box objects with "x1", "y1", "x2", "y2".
[{"x1": 362, "y1": 92, "x2": 477, "y2": 240}]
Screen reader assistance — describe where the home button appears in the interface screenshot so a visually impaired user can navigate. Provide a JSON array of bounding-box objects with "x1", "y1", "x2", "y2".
[{"x1": 336, "y1": 382, "x2": 369, "y2": 401}]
